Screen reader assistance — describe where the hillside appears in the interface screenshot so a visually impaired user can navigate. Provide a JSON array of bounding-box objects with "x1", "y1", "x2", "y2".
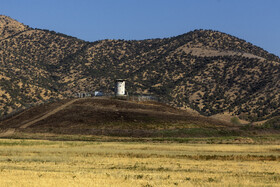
[
  {"x1": 2, "y1": 98, "x2": 280, "y2": 140},
  {"x1": 0, "y1": 97, "x2": 239, "y2": 138},
  {"x1": 0, "y1": 15, "x2": 280, "y2": 121},
  {"x1": 0, "y1": 15, "x2": 29, "y2": 40}
]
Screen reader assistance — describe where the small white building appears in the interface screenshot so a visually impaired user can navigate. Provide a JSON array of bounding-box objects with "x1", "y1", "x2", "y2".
[
  {"x1": 94, "y1": 91, "x2": 103, "y2": 96},
  {"x1": 76, "y1": 92, "x2": 91, "y2": 98},
  {"x1": 115, "y1": 79, "x2": 126, "y2": 96}
]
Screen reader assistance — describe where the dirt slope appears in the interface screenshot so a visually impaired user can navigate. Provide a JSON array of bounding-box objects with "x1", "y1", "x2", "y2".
[
  {"x1": 0, "y1": 98, "x2": 237, "y2": 138},
  {"x1": 20, "y1": 99, "x2": 78, "y2": 129}
]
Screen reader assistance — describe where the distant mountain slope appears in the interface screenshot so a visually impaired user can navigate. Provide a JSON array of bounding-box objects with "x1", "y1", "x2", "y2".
[
  {"x1": 0, "y1": 15, "x2": 29, "y2": 40},
  {"x1": 0, "y1": 15, "x2": 279, "y2": 121}
]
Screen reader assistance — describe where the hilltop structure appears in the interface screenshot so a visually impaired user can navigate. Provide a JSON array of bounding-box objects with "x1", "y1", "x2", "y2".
[{"x1": 115, "y1": 79, "x2": 126, "y2": 96}]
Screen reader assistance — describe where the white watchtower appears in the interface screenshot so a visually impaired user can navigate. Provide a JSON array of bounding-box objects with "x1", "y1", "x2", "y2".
[{"x1": 115, "y1": 79, "x2": 126, "y2": 96}]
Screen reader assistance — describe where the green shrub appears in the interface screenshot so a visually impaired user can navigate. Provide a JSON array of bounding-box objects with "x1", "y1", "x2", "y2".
[{"x1": 230, "y1": 117, "x2": 241, "y2": 125}]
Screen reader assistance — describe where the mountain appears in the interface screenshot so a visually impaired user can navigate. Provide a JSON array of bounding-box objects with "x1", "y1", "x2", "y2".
[{"x1": 0, "y1": 15, "x2": 280, "y2": 121}]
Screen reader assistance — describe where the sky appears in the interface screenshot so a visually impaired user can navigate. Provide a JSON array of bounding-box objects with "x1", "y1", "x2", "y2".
[{"x1": 0, "y1": 0, "x2": 280, "y2": 56}]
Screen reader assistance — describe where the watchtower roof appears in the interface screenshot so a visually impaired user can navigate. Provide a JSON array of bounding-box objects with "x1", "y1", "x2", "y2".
[{"x1": 115, "y1": 79, "x2": 126, "y2": 81}]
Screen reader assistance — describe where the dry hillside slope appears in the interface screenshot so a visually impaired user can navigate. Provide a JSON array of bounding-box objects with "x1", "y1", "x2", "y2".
[
  {"x1": 0, "y1": 15, "x2": 29, "y2": 40},
  {"x1": 0, "y1": 15, "x2": 280, "y2": 122},
  {"x1": 0, "y1": 98, "x2": 237, "y2": 138}
]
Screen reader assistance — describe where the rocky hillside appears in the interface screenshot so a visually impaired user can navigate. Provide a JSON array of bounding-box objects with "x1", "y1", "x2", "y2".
[{"x1": 0, "y1": 15, "x2": 280, "y2": 121}]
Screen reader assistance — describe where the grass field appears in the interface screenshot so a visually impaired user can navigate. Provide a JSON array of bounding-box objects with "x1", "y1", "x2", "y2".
[{"x1": 0, "y1": 139, "x2": 280, "y2": 186}]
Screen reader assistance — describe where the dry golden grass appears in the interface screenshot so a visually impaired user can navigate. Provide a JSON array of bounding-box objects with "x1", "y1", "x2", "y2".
[
  {"x1": 0, "y1": 139, "x2": 280, "y2": 186},
  {"x1": 178, "y1": 46, "x2": 265, "y2": 60}
]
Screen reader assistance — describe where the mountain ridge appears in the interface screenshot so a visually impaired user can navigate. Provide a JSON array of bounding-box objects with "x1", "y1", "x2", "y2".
[
  {"x1": 0, "y1": 15, "x2": 279, "y2": 122},
  {"x1": 0, "y1": 15, "x2": 30, "y2": 40}
]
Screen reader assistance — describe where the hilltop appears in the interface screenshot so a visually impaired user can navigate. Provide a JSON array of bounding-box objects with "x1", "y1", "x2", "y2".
[
  {"x1": 0, "y1": 98, "x2": 234, "y2": 138},
  {"x1": 1, "y1": 97, "x2": 279, "y2": 141},
  {"x1": 0, "y1": 15, "x2": 280, "y2": 122}
]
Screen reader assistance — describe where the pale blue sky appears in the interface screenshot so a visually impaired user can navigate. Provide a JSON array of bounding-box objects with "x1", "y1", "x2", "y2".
[{"x1": 1, "y1": 0, "x2": 279, "y2": 56}]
